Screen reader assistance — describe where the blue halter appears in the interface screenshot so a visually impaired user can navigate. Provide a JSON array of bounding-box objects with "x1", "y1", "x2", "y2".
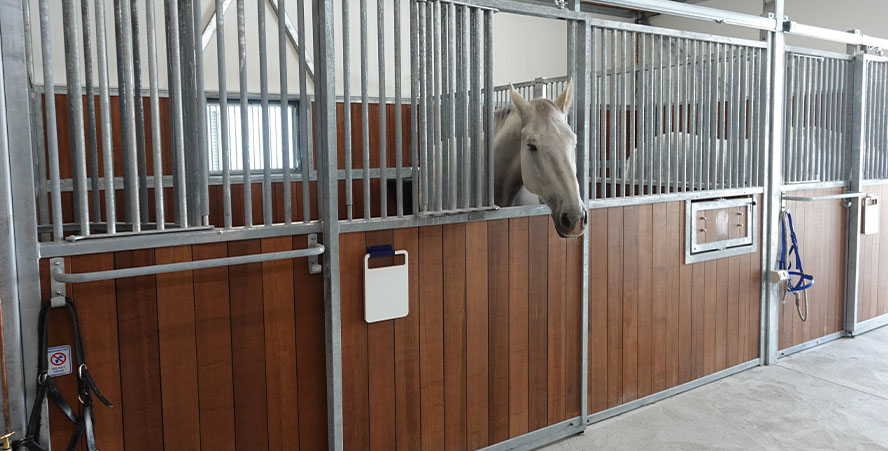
[{"x1": 778, "y1": 210, "x2": 815, "y2": 293}]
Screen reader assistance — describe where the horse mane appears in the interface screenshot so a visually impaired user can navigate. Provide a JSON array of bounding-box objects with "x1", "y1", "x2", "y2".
[{"x1": 494, "y1": 104, "x2": 515, "y2": 130}]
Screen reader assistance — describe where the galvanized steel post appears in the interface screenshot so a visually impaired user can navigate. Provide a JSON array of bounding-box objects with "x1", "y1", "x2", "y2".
[
  {"x1": 311, "y1": 0, "x2": 343, "y2": 449},
  {"x1": 844, "y1": 50, "x2": 866, "y2": 337},
  {"x1": 761, "y1": 0, "x2": 783, "y2": 365}
]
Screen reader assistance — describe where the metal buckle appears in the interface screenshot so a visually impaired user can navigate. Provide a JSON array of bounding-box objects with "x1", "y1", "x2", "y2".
[
  {"x1": 37, "y1": 372, "x2": 48, "y2": 385},
  {"x1": 78, "y1": 363, "x2": 88, "y2": 379}
]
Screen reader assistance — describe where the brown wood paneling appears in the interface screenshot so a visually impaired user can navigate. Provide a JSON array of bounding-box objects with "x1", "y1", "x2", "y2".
[
  {"x1": 465, "y1": 221, "x2": 489, "y2": 449},
  {"x1": 636, "y1": 205, "x2": 653, "y2": 399},
  {"x1": 528, "y1": 216, "x2": 549, "y2": 429},
  {"x1": 564, "y1": 227, "x2": 583, "y2": 419},
  {"x1": 547, "y1": 221, "x2": 567, "y2": 422},
  {"x1": 673, "y1": 201, "x2": 691, "y2": 386},
  {"x1": 487, "y1": 220, "x2": 510, "y2": 443},
  {"x1": 606, "y1": 207, "x2": 624, "y2": 408},
  {"x1": 393, "y1": 227, "x2": 422, "y2": 451},
  {"x1": 443, "y1": 224, "x2": 467, "y2": 450},
  {"x1": 115, "y1": 250, "x2": 164, "y2": 451},
  {"x1": 155, "y1": 246, "x2": 201, "y2": 450},
  {"x1": 621, "y1": 206, "x2": 639, "y2": 403},
  {"x1": 367, "y1": 229, "x2": 397, "y2": 451},
  {"x1": 191, "y1": 243, "x2": 237, "y2": 451},
  {"x1": 227, "y1": 240, "x2": 269, "y2": 450},
  {"x1": 508, "y1": 218, "x2": 530, "y2": 437},
  {"x1": 419, "y1": 226, "x2": 445, "y2": 451},
  {"x1": 340, "y1": 231, "x2": 369, "y2": 451},
  {"x1": 588, "y1": 209, "x2": 609, "y2": 413},
  {"x1": 651, "y1": 203, "x2": 668, "y2": 392}
]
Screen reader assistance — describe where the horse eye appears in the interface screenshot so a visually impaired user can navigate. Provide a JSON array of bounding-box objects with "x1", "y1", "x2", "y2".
[{"x1": 527, "y1": 143, "x2": 538, "y2": 152}]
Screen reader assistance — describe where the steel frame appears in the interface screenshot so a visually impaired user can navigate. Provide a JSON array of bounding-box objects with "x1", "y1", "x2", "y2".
[{"x1": 4, "y1": 0, "x2": 888, "y2": 449}]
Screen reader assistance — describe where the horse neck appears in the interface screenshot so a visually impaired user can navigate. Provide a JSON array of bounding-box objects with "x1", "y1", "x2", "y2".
[{"x1": 494, "y1": 112, "x2": 525, "y2": 206}]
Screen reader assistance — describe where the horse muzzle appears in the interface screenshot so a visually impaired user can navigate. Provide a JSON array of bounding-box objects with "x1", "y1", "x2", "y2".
[{"x1": 554, "y1": 209, "x2": 588, "y2": 239}]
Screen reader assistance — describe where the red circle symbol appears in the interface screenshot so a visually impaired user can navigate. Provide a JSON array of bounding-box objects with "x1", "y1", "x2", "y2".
[{"x1": 50, "y1": 352, "x2": 67, "y2": 366}]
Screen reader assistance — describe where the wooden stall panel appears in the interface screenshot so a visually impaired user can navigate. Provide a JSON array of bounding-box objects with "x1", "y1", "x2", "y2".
[
  {"x1": 45, "y1": 242, "x2": 327, "y2": 451},
  {"x1": 778, "y1": 187, "x2": 848, "y2": 350},
  {"x1": 859, "y1": 183, "x2": 888, "y2": 323},
  {"x1": 588, "y1": 198, "x2": 763, "y2": 418}
]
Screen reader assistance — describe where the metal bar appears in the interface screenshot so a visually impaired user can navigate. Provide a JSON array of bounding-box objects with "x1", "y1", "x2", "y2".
[
  {"x1": 782, "y1": 192, "x2": 866, "y2": 202},
  {"x1": 610, "y1": 29, "x2": 617, "y2": 197},
  {"x1": 80, "y1": 0, "x2": 100, "y2": 221},
  {"x1": 62, "y1": 0, "x2": 90, "y2": 235},
  {"x1": 420, "y1": 2, "x2": 429, "y2": 212},
  {"x1": 23, "y1": 0, "x2": 49, "y2": 235},
  {"x1": 120, "y1": 0, "x2": 141, "y2": 229},
  {"x1": 342, "y1": 0, "x2": 353, "y2": 220},
  {"x1": 485, "y1": 10, "x2": 495, "y2": 206},
  {"x1": 379, "y1": 0, "x2": 389, "y2": 218},
  {"x1": 690, "y1": 39, "x2": 698, "y2": 191},
  {"x1": 445, "y1": 3, "x2": 455, "y2": 209},
  {"x1": 132, "y1": 0, "x2": 149, "y2": 224},
  {"x1": 213, "y1": 0, "x2": 230, "y2": 228},
  {"x1": 53, "y1": 246, "x2": 325, "y2": 284},
  {"x1": 456, "y1": 5, "x2": 467, "y2": 208},
  {"x1": 236, "y1": 0, "x2": 251, "y2": 226},
  {"x1": 471, "y1": 7, "x2": 483, "y2": 207},
  {"x1": 266, "y1": 0, "x2": 315, "y2": 81},
  {"x1": 395, "y1": 0, "x2": 404, "y2": 216},
  {"x1": 180, "y1": 0, "x2": 200, "y2": 228},
  {"x1": 361, "y1": 0, "x2": 371, "y2": 217},
  {"x1": 168, "y1": 0, "x2": 188, "y2": 227},
  {"x1": 410, "y1": 0, "x2": 419, "y2": 215},
  {"x1": 592, "y1": 27, "x2": 600, "y2": 200},
  {"x1": 786, "y1": 22, "x2": 888, "y2": 53},
  {"x1": 278, "y1": 0, "x2": 291, "y2": 224},
  {"x1": 639, "y1": 33, "x2": 647, "y2": 195},
  {"x1": 194, "y1": 0, "x2": 209, "y2": 225},
  {"x1": 666, "y1": 36, "x2": 673, "y2": 193},
  {"x1": 147, "y1": 0, "x2": 165, "y2": 229},
  {"x1": 703, "y1": 41, "x2": 711, "y2": 190},
  {"x1": 434, "y1": 1, "x2": 442, "y2": 211},
  {"x1": 844, "y1": 53, "x2": 866, "y2": 336},
  {"x1": 629, "y1": 32, "x2": 637, "y2": 196},
  {"x1": 258, "y1": 0, "x2": 272, "y2": 225},
  {"x1": 621, "y1": 30, "x2": 627, "y2": 196},
  {"x1": 95, "y1": 0, "x2": 117, "y2": 233},
  {"x1": 297, "y1": 0, "x2": 312, "y2": 223},
  {"x1": 729, "y1": 45, "x2": 738, "y2": 188}
]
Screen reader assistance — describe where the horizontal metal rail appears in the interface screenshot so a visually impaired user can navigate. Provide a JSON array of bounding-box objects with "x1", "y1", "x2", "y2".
[
  {"x1": 51, "y1": 245, "x2": 325, "y2": 283},
  {"x1": 785, "y1": 22, "x2": 888, "y2": 51},
  {"x1": 781, "y1": 192, "x2": 866, "y2": 202}
]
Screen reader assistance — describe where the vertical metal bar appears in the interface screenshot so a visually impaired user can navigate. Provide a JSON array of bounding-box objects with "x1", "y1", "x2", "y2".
[
  {"x1": 410, "y1": 0, "x2": 419, "y2": 215},
  {"x1": 656, "y1": 34, "x2": 664, "y2": 194},
  {"x1": 703, "y1": 41, "x2": 711, "y2": 190},
  {"x1": 844, "y1": 53, "x2": 866, "y2": 336},
  {"x1": 728, "y1": 45, "x2": 737, "y2": 188},
  {"x1": 131, "y1": 0, "x2": 149, "y2": 224},
  {"x1": 602, "y1": 28, "x2": 609, "y2": 199},
  {"x1": 639, "y1": 33, "x2": 646, "y2": 195},
  {"x1": 308, "y1": 1, "x2": 343, "y2": 447},
  {"x1": 258, "y1": 0, "x2": 272, "y2": 225},
  {"x1": 610, "y1": 29, "x2": 617, "y2": 197},
  {"x1": 147, "y1": 0, "x2": 166, "y2": 229},
  {"x1": 445, "y1": 4, "x2": 455, "y2": 209},
  {"x1": 23, "y1": 0, "x2": 49, "y2": 232},
  {"x1": 361, "y1": 0, "x2": 371, "y2": 217},
  {"x1": 690, "y1": 39, "x2": 698, "y2": 191},
  {"x1": 37, "y1": 0, "x2": 62, "y2": 239},
  {"x1": 789, "y1": 55, "x2": 799, "y2": 182},
  {"x1": 394, "y1": 0, "x2": 404, "y2": 216},
  {"x1": 621, "y1": 30, "x2": 627, "y2": 196},
  {"x1": 279, "y1": 0, "x2": 291, "y2": 224},
  {"x1": 194, "y1": 0, "x2": 209, "y2": 225},
  {"x1": 646, "y1": 34, "x2": 654, "y2": 195},
  {"x1": 682, "y1": 38, "x2": 689, "y2": 192},
  {"x1": 342, "y1": 0, "x2": 353, "y2": 220},
  {"x1": 827, "y1": 57, "x2": 836, "y2": 181},
  {"x1": 818, "y1": 57, "x2": 827, "y2": 181},
  {"x1": 95, "y1": 0, "x2": 116, "y2": 233},
  {"x1": 878, "y1": 63, "x2": 887, "y2": 179},
  {"x1": 592, "y1": 27, "x2": 599, "y2": 200},
  {"x1": 378, "y1": 0, "x2": 388, "y2": 218},
  {"x1": 629, "y1": 32, "x2": 636, "y2": 196},
  {"x1": 419, "y1": 1, "x2": 429, "y2": 212},
  {"x1": 79, "y1": 0, "x2": 100, "y2": 221},
  {"x1": 485, "y1": 10, "x2": 495, "y2": 206},
  {"x1": 577, "y1": 19, "x2": 592, "y2": 423},
  {"x1": 179, "y1": 0, "x2": 199, "y2": 227},
  {"x1": 713, "y1": 43, "x2": 721, "y2": 190},
  {"x1": 297, "y1": 0, "x2": 312, "y2": 223},
  {"x1": 119, "y1": 0, "x2": 142, "y2": 231},
  {"x1": 433, "y1": 0, "x2": 442, "y2": 211},
  {"x1": 471, "y1": 7, "x2": 482, "y2": 207},
  {"x1": 456, "y1": 5, "x2": 466, "y2": 208},
  {"x1": 665, "y1": 36, "x2": 673, "y2": 193},
  {"x1": 62, "y1": 0, "x2": 90, "y2": 234},
  {"x1": 236, "y1": 0, "x2": 251, "y2": 226}
]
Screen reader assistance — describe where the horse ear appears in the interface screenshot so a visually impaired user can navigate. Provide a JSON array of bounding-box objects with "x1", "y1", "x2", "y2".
[
  {"x1": 509, "y1": 84, "x2": 531, "y2": 121},
  {"x1": 554, "y1": 78, "x2": 574, "y2": 113}
]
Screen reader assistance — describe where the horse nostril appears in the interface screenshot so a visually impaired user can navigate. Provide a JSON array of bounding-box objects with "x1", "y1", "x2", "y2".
[
  {"x1": 560, "y1": 212, "x2": 572, "y2": 229},
  {"x1": 583, "y1": 211, "x2": 588, "y2": 226}
]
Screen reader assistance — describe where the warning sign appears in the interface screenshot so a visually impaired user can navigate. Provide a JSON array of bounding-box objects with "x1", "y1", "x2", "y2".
[{"x1": 47, "y1": 345, "x2": 72, "y2": 377}]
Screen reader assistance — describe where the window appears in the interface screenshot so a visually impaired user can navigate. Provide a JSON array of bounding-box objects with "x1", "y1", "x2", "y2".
[
  {"x1": 206, "y1": 100, "x2": 301, "y2": 173},
  {"x1": 684, "y1": 196, "x2": 757, "y2": 264}
]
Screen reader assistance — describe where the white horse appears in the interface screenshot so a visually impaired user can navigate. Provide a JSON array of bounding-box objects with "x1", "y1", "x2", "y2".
[{"x1": 494, "y1": 80, "x2": 587, "y2": 238}]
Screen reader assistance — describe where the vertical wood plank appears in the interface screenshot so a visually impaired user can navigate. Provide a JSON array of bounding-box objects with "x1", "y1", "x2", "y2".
[
  {"x1": 675, "y1": 201, "x2": 692, "y2": 386},
  {"x1": 666, "y1": 202, "x2": 682, "y2": 387},
  {"x1": 636, "y1": 205, "x2": 653, "y2": 399},
  {"x1": 465, "y1": 222, "x2": 489, "y2": 449},
  {"x1": 621, "y1": 206, "x2": 639, "y2": 403},
  {"x1": 651, "y1": 203, "x2": 668, "y2": 392},
  {"x1": 394, "y1": 228, "x2": 422, "y2": 451},
  {"x1": 260, "y1": 237, "x2": 301, "y2": 451},
  {"x1": 715, "y1": 253, "x2": 729, "y2": 371},
  {"x1": 191, "y1": 243, "x2": 237, "y2": 451},
  {"x1": 703, "y1": 220, "x2": 718, "y2": 375},
  {"x1": 115, "y1": 249, "x2": 164, "y2": 450},
  {"x1": 588, "y1": 209, "x2": 609, "y2": 414},
  {"x1": 70, "y1": 254, "x2": 125, "y2": 451},
  {"x1": 155, "y1": 246, "x2": 201, "y2": 450},
  {"x1": 340, "y1": 232, "x2": 369, "y2": 451},
  {"x1": 727, "y1": 255, "x2": 740, "y2": 367},
  {"x1": 606, "y1": 208, "x2": 623, "y2": 407},
  {"x1": 227, "y1": 240, "x2": 269, "y2": 450},
  {"x1": 528, "y1": 216, "x2": 549, "y2": 426},
  {"x1": 564, "y1": 228, "x2": 583, "y2": 419},
  {"x1": 443, "y1": 224, "x2": 468, "y2": 450},
  {"x1": 419, "y1": 226, "x2": 445, "y2": 451},
  {"x1": 508, "y1": 218, "x2": 530, "y2": 436},
  {"x1": 488, "y1": 219, "x2": 510, "y2": 442},
  {"x1": 366, "y1": 230, "x2": 397, "y2": 451},
  {"x1": 547, "y1": 221, "x2": 567, "y2": 422}
]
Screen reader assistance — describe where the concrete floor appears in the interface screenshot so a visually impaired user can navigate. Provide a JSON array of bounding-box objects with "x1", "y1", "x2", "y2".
[{"x1": 546, "y1": 326, "x2": 888, "y2": 451}]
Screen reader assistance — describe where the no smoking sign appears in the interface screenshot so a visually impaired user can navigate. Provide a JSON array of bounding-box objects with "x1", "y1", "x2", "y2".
[{"x1": 47, "y1": 345, "x2": 72, "y2": 377}]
